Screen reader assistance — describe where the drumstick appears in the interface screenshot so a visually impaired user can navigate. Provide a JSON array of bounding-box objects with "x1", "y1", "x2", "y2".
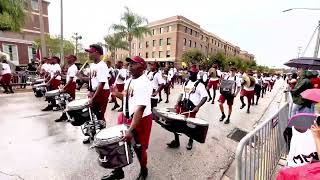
[{"x1": 79, "y1": 59, "x2": 89, "y2": 73}]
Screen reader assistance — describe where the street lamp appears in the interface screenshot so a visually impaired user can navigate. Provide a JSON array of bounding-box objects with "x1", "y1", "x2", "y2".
[
  {"x1": 283, "y1": 8, "x2": 320, "y2": 58},
  {"x1": 72, "y1": 33, "x2": 82, "y2": 58},
  {"x1": 60, "y1": 0, "x2": 64, "y2": 64}
]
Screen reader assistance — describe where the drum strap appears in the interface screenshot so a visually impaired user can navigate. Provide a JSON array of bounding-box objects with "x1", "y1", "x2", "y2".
[{"x1": 125, "y1": 80, "x2": 133, "y2": 119}]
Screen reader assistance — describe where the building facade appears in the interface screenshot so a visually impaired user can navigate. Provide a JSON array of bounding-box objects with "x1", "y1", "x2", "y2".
[
  {"x1": 0, "y1": 0, "x2": 50, "y2": 65},
  {"x1": 113, "y1": 15, "x2": 254, "y2": 66}
]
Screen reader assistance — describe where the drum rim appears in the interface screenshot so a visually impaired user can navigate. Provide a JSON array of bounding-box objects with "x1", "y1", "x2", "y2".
[{"x1": 186, "y1": 118, "x2": 209, "y2": 125}]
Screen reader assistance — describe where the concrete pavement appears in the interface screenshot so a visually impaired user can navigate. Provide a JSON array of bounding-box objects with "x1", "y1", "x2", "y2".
[{"x1": 0, "y1": 79, "x2": 285, "y2": 180}]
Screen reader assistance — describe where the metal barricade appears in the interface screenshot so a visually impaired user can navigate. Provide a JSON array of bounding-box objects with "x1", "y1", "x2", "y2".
[
  {"x1": 235, "y1": 93, "x2": 291, "y2": 180},
  {"x1": 10, "y1": 71, "x2": 39, "y2": 87}
]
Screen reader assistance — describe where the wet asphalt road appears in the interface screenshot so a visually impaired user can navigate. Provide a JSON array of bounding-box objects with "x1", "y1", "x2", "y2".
[{"x1": 0, "y1": 81, "x2": 284, "y2": 180}]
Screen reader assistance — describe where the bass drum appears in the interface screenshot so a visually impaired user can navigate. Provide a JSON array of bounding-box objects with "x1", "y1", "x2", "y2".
[
  {"x1": 93, "y1": 125, "x2": 133, "y2": 169},
  {"x1": 185, "y1": 118, "x2": 209, "y2": 143}
]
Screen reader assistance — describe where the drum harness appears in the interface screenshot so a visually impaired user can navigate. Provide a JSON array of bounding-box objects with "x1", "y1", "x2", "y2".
[{"x1": 180, "y1": 80, "x2": 201, "y2": 118}]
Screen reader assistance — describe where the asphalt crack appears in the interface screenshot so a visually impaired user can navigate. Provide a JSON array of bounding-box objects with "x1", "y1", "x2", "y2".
[{"x1": 0, "y1": 170, "x2": 24, "y2": 180}]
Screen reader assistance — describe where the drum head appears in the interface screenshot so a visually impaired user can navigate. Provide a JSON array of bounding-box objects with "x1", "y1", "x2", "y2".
[
  {"x1": 154, "y1": 107, "x2": 170, "y2": 114},
  {"x1": 95, "y1": 124, "x2": 128, "y2": 140},
  {"x1": 186, "y1": 118, "x2": 208, "y2": 126},
  {"x1": 66, "y1": 99, "x2": 89, "y2": 110},
  {"x1": 34, "y1": 83, "x2": 46, "y2": 87}
]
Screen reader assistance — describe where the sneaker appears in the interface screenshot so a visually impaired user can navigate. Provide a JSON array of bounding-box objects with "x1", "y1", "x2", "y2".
[
  {"x1": 256, "y1": 102, "x2": 258, "y2": 105},
  {"x1": 82, "y1": 137, "x2": 91, "y2": 144},
  {"x1": 111, "y1": 104, "x2": 120, "y2": 111},
  {"x1": 135, "y1": 168, "x2": 148, "y2": 180},
  {"x1": 246, "y1": 109, "x2": 250, "y2": 114},
  {"x1": 167, "y1": 140, "x2": 180, "y2": 148},
  {"x1": 211, "y1": 100, "x2": 215, "y2": 104},
  {"x1": 165, "y1": 100, "x2": 169, "y2": 103},
  {"x1": 101, "y1": 169, "x2": 125, "y2": 180},
  {"x1": 240, "y1": 104, "x2": 246, "y2": 109},
  {"x1": 219, "y1": 114, "x2": 226, "y2": 122},
  {"x1": 207, "y1": 97, "x2": 212, "y2": 102},
  {"x1": 158, "y1": 98, "x2": 163, "y2": 103},
  {"x1": 186, "y1": 140, "x2": 193, "y2": 150},
  {"x1": 224, "y1": 119, "x2": 230, "y2": 124}
]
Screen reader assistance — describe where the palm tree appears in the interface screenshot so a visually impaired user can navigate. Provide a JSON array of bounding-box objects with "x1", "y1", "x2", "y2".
[
  {"x1": 104, "y1": 33, "x2": 128, "y2": 64},
  {"x1": 110, "y1": 7, "x2": 151, "y2": 57},
  {"x1": 0, "y1": 0, "x2": 26, "y2": 32}
]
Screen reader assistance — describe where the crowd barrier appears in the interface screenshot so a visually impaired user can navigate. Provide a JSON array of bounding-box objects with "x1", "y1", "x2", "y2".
[
  {"x1": 11, "y1": 71, "x2": 39, "y2": 87},
  {"x1": 235, "y1": 91, "x2": 292, "y2": 180}
]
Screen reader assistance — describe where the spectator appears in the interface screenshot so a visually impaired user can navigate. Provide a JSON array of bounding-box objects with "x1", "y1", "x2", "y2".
[
  {"x1": 291, "y1": 70, "x2": 314, "y2": 116},
  {"x1": 310, "y1": 71, "x2": 320, "y2": 89},
  {"x1": 27, "y1": 60, "x2": 37, "y2": 71},
  {"x1": 288, "y1": 73, "x2": 298, "y2": 90}
]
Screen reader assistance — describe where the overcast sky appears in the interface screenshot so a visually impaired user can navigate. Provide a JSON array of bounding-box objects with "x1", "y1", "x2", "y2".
[{"x1": 48, "y1": 0, "x2": 320, "y2": 67}]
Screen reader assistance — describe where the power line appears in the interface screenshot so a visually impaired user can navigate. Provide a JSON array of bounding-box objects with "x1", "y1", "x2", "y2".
[{"x1": 302, "y1": 24, "x2": 320, "y2": 57}]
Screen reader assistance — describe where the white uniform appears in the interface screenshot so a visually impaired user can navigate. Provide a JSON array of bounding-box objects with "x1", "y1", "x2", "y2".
[
  {"x1": 1, "y1": 63, "x2": 11, "y2": 75},
  {"x1": 41, "y1": 63, "x2": 50, "y2": 73},
  {"x1": 182, "y1": 80, "x2": 208, "y2": 106},
  {"x1": 66, "y1": 64, "x2": 78, "y2": 82},
  {"x1": 123, "y1": 75, "x2": 153, "y2": 118},
  {"x1": 50, "y1": 64, "x2": 61, "y2": 80},
  {"x1": 90, "y1": 61, "x2": 109, "y2": 90},
  {"x1": 147, "y1": 71, "x2": 165, "y2": 99},
  {"x1": 116, "y1": 68, "x2": 127, "y2": 85}
]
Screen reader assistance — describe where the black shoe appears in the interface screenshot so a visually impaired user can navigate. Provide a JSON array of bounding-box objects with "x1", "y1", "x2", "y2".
[
  {"x1": 240, "y1": 104, "x2": 246, "y2": 109},
  {"x1": 256, "y1": 102, "x2": 258, "y2": 105},
  {"x1": 219, "y1": 114, "x2": 226, "y2": 122},
  {"x1": 165, "y1": 100, "x2": 169, "y2": 103},
  {"x1": 186, "y1": 139, "x2": 193, "y2": 150},
  {"x1": 101, "y1": 169, "x2": 125, "y2": 180},
  {"x1": 3, "y1": 90, "x2": 9, "y2": 93},
  {"x1": 41, "y1": 105, "x2": 53, "y2": 111},
  {"x1": 136, "y1": 168, "x2": 148, "y2": 180},
  {"x1": 224, "y1": 119, "x2": 230, "y2": 124},
  {"x1": 111, "y1": 104, "x2": 120, "y2": 111},
  {"x1": 158, "y1": 98, "x2": 163, "y2": 103},
  {"x1": 246, "y1": 109, "x2": 250, "y2": 114},
  {"x1": 207, "y1": 97, "x2": 212, "y2": 102},
  {"x1": 211, "y1": 100, "x2": 215, "y2": 104},
  {"x1": 117, "y1": 107, "x2": 123, "y2": 112},
  {"x1": 82, "y1": 137, "x2": 91, "y2": 144},
  {"x1": 167, "y1": 140, "x2": 180, "y2": 148}
]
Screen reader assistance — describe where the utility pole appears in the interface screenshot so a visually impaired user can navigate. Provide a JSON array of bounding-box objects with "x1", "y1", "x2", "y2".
[
  {"x1": 60, "y1": 0, "x2": 64, "y2": 64},
  {"x1": 314, "y1": 20, "x2": 320, "y2": 58},
  {"x1": 297, "y1": 46, "x2": 302, "y2": 58},
  {"x1": 38, "y1": 0, "x2": 46, "y2": 58},
  {"x1": 72, "y1": 33, "x2": 82, "y2": 58}
]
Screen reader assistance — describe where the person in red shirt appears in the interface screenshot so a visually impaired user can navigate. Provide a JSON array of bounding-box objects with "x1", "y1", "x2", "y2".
[
  {"x1": 310, "y1": 71, "x2": 320, "y2": 89},
  {"x1": 0, "y1": 56, "x2": 14, "y2": 94}
]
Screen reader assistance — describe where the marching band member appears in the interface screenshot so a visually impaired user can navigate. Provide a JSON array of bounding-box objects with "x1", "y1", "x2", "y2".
[
  {"x1": 218, "y1": 67, "x2": 241, "y2": 124},
  {"x1": 168, "y1": 65, "x2": 208, "y2": 150},
  {"x1": 147, "y1": 62, "x2": 165, "y2": 109},
  {"x1": 42, "y1": 56, "x2": 61, "y2": 111},
  {"x1": 39, "y1": 57, "x2": 50, "y2": 78},
  {"x1": 252, "y1": 74, "x2": 263, "y2": 105},
  {"x1": 55, "y1": 55, "x2": 78, "y2": 122},
  {"x1": 0, "y1": 56, "x2": 14, "y2": 94},
  {"x1": 239, "y1": 71, "x2": 255, "y2": 114},
  {"x1": 112, "y1": 61, "x2": 127, "y2": 111},
  {"x1": 81, "y1": 44, "x2": 110, "y2": 144},
  {"x1": 105, "y1": 56, "x2": 153, "y2": 180},
  {"x1": 207, "y1": 64, "x2": 221, "y2": 104},
  {"x1": 163, "y1": 68, "x2": 172, "y2": 103}
]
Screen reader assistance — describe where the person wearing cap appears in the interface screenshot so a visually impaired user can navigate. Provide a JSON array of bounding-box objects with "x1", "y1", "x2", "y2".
[
  {"x1": 168, "y1": 65, "x2": 208, "y2": 150},
  {"x1": 107, "y1": 56, "x2": 153, "y2": 180},
  {"x1": 39, "y1": 57, "x2": 50, "y2": 78},
  {"x1": 80, "y1": 44, "x2": 110, "y2": 144},
  {"x1": 41, "y1": 56, "x2": 62, "y2": 111},
  {"x1": 146, "y1": 62, "x2": 165, "y2": 108},
  {"x1": 207, "y1": 64, "x2": 222, "y2": 104},
  {"x1": 0, "y1": 55, "x2": 14, "y2": 94},
  {"x1": 218, "y1": 67, "x2": 241, "y2": 124},
  {"x1": 111, "y1": 61, "x2": 127, "y2": 111},
  {"x1": 55, "y1": 55, "x2": 78, "y2": 122},
  {"x1": 239, "y1": 71, "x2": 255, "y2": 114}
]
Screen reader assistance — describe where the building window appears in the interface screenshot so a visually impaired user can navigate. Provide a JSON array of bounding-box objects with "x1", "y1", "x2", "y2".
[
  {"x1": 206, "y1": 37, "x2": 209, "y2": 42},
  {"x1": 152, "y1": 51, "x2": 155, "y2": 58},
  {"x1": 146, "y1": 41, "x2": 149, "y2": 48},
  {"x1": 195, "y1": 31, "x2": 198, "y2": 37},
  {"x1": 138, "y1": 52, "x2": 141, "y2": 56},
  {"x1": 215, "y1": 41, "x2": 217, "y2": 46},
  {"x1": 160, "y1": 27, "x2": 164, "y2": 34},
  {"x1": 132, "y1": 43, "x2": 135, "y2": 49},
  {"x1": 153, "y1": 40, "x2": 156, "y2": 47},
  {"x1": 211, "y1": 39, "x2": 214, "y2": 44},
  {"x1": 167, "y1": 38, "x2": 171, "y2": 45},
  {"x1": 31, "y1": 0, "x2": 39, "y2": 11},
  {"x1": 152, "y1": 29, "x2": 156, "y2": 35},
  {"x1": 159, "y1": 51, "x2": 164, "y2": 58},
  {"x1": 166, "y1": 50, "x2": 170, "y2": 58},
  {"x1": 115, "y1": 54, "x2": 118, "y2": 59},
  {"x1": 183, "y1": 38, "x2": 187, "y2": 46},
  {"x1": 190, "y1": 29, "x2": 193, "y2": 35},
  {"x1": 185, "y1": 27, "x2": 188, "y2": 33},
  {"x1": 200, "y1": 44, "x2": 203, "y2": 49},
  {"x1": 138, "y1": 43, "x2": 142, "y2": 49},
  {"x1": 146, "y1": 52, "x2": 149, "y2": 58},
  {"x1": 159, "y1": 39, "x2": 163, "y2": 46},
  {"x1": 2, "y1": 44, "x2": 18, "y2": 63},
  {"x1": 189, "y1": 40, "x2": 192, "y2": 47},
  {"x1": 168, "y1": 26, "x2": 172, "y2": 32},
  {"x1": 201, "y1": 35, "x2": 203, "y2": 40},
  {"x1": 28, "y1": 46, "x2": 36, "y2": 62},
  {"x1": 194, "y1": 42, "x2": 197, "y2": 48}
]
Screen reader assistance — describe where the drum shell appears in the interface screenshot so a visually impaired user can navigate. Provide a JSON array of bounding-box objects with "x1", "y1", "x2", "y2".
[
  {"x1": 184, "y1": 122, "x2": 208, "y2": 143},
  {"x1": 67, "y1": 108, "x2": 90, "y2": 126},
  {"x1": 33, "y1": 86, "x2": 46, "y2": 97},
  {"x1": 94, "y1": 141, "x2": 133, "y2": 169}
]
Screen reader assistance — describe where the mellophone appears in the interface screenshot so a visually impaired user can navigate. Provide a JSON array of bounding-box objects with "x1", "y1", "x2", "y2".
[{"x1": 153, "y1": 107, "x2": 209, "y2": 143}]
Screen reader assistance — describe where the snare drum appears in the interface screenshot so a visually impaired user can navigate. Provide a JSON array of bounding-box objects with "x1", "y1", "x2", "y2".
[
  {"x1": 153, "y1": 108, "x2": 186, "y2": 133},
  {"x1": 185, "y1": 118, "x2": 209, "y2": 143},
  {"x1": 34, "y1": 78, "x2": 45, "y2": 85},
  {"x1": 33, "y1": 83, "x2": 47, "y2": 97},
  {"x1": 45, "y1": 89, "x2": 61, "y2": 98},
  {"x1": 66, "y1": 99, "x2": 90, "y2": 126},
  {"x1": 93, "y1": 124, "x2": 133, "y2": 169}
]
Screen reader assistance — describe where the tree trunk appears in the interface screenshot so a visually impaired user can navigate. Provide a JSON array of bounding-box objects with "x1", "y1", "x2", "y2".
[
  {"x1": 111, "y1": 51, "x2": 116, "y2": 66},
  {"x1": 128, "y1": 40, "x2": 132, "y2": 58}
]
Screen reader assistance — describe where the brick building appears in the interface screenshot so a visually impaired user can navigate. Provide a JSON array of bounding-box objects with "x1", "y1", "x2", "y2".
[
  {"x1": 113, "y1": 15, "x2": 254, "y2": 66},
  {"x1": 0, "y1": 0, "x2": 50, "y2": 65}
]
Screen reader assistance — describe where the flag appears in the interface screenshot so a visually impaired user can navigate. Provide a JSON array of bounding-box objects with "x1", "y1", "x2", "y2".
[{"x1": 36, "y1": 48, "x2": 42, "y2": 62}]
